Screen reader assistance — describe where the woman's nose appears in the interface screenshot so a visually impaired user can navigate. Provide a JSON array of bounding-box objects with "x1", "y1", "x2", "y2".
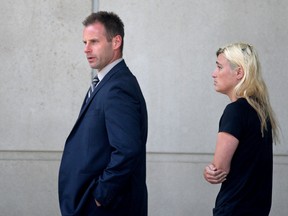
[{"x1": 212, "y1": 69, "x2": 217, "y2": 78}]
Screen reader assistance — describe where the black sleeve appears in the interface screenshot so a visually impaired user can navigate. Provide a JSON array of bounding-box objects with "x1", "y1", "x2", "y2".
[{"x1": 219, "y1": 102, "x2": 243, "y2": 140}]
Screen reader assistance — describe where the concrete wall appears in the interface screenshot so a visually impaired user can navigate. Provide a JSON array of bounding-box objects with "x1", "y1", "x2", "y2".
[{"x1": 0, "y1": 0, "x2": 287, "y2": 215}]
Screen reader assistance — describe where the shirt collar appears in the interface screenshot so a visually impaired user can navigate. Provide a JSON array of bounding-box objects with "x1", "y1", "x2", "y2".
[{"x1": 97, "y1": 58, "x2": 123, "y2": 81}]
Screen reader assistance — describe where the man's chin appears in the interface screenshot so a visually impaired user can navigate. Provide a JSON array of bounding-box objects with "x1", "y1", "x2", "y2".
[{"x1": 89, "y1": 64, "x2": 98, "y2": 69}]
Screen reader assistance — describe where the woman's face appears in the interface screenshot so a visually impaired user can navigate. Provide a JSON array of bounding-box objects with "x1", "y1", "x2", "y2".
[{"x1": 212, "y1": 53, "x2": 240, "y2": 101}]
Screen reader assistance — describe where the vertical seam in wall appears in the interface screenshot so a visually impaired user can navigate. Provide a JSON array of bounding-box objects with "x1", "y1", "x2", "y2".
[
  {"x1": 92, "y1": 0, "x2": 99, "y2": 12},
  {"x1": 90, "y1": 0, "x2": 99, "y2": 80}
]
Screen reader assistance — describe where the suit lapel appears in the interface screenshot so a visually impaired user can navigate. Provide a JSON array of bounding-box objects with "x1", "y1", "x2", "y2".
[
  {"x1": 79, "y1": 60, "x2": 126, "y2": 117},
  {"x1": 66, "y1": 60, "x2": 127, "y2": 140}
]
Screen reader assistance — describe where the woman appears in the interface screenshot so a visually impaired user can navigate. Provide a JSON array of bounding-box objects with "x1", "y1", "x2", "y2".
[{"x1": 204, "y1": 42, "x2": 279, "y2": 216}]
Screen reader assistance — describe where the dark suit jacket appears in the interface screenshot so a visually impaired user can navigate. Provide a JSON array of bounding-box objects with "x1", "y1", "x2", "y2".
[{"x1": 59, "y1": 60, "x2": 148, "y2": 216}]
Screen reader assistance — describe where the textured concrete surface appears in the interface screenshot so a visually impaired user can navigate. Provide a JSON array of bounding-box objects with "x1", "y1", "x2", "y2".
[{"x1": 0, "y1": 1, "x2": 287, "y2": 215}]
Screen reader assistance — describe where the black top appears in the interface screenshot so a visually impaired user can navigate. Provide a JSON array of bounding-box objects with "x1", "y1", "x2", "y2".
[{"x1": 213, "y1": 98, "x2": 273, "y2": 216}]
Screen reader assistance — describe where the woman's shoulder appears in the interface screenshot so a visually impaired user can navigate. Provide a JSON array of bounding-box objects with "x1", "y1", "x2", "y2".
[
  {"x1": 224, "y1": 98, "x2": 256, "y2": 121},
  {"x1": 225, "y1": 98, "x2": 247, "y2": 111}
]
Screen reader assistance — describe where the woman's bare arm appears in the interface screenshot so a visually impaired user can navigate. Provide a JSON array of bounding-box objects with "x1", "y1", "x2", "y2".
[{"x1": 204, "y1": 132, "x2": 239, "y2": 184}]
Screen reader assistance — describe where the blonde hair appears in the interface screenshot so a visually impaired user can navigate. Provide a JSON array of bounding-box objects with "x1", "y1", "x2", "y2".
[{"x1": 217, "y1": 42, "x2": 279, "y2": 143}]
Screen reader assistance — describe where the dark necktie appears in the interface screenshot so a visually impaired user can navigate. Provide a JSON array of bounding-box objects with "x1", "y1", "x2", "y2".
[{"x1": 86, "y1": 76, "x2": 99, "y2": 103}]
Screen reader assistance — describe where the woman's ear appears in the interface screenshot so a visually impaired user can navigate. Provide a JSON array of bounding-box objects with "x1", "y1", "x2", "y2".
[{"x1": 236, "y1": 66, "x2": 244, "y2": 80}]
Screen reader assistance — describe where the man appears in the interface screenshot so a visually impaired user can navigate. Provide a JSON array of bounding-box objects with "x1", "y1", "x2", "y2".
[{"x1": 58, "y1": 11, "x2": 148, "y2": 216}]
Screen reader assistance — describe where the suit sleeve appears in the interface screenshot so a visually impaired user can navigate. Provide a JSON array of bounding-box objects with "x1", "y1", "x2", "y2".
[{"x1": 92, "y1": 79, "x2": 145, "y2": 207}]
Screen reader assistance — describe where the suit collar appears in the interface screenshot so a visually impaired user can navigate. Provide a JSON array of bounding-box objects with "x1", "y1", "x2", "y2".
[{"x1": 97, "y1": 58, "x2": 123, "y2": 81}]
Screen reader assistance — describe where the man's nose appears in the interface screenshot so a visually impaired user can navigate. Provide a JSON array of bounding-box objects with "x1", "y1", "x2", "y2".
[{"x1": 84, "y1": 44, "x2": 91, "y2": 53}]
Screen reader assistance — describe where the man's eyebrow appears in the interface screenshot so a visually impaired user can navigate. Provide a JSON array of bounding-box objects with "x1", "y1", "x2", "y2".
[{"x1": 83, "y1": 38, "x2": 98, "y2": 43}]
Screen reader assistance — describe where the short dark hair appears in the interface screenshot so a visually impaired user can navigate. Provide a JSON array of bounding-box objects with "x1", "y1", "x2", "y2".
[{"x1": 83, "y1": 11, "x2": 124, "y2": 52}]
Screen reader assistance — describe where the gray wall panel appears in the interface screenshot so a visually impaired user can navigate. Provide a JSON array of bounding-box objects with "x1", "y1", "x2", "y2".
[
  {"x1": 0, "y1": 0, "x2": 91, "y2": 151},
  {"x1": 0, "y1": 1, "x2": 287, "y2": 215},
  {"x1": 99, "y1": 0, "x2": 288, "y2": 154}
]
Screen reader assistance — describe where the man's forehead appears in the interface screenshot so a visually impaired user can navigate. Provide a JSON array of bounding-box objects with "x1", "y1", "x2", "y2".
[{"x1": 83, "y1": 23, "x2": 106, "y2": 36}]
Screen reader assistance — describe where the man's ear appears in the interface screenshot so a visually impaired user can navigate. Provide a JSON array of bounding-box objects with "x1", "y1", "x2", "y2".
[
  {"x1": 112, "y1": 35, "x2": 122, "y2": 50},
  {"x1": 236, "y1": 66, "x2": 244, "y2": 80}
]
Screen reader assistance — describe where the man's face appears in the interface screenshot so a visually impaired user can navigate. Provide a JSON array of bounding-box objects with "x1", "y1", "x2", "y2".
[{"x1": 83, "y1": 22, "x2": 114, "y2": 71}]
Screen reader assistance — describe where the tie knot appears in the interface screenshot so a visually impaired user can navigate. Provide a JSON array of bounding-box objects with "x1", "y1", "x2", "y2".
[
  {"x1": 89, "y1": 76, "x2": 99, "y2": 94},
  {"x1": 92, "y1": 76, "x2": 99, "y2": 86},
  {"x1": 86, "y1": 76, "x2": 99, "y2": 103}
]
